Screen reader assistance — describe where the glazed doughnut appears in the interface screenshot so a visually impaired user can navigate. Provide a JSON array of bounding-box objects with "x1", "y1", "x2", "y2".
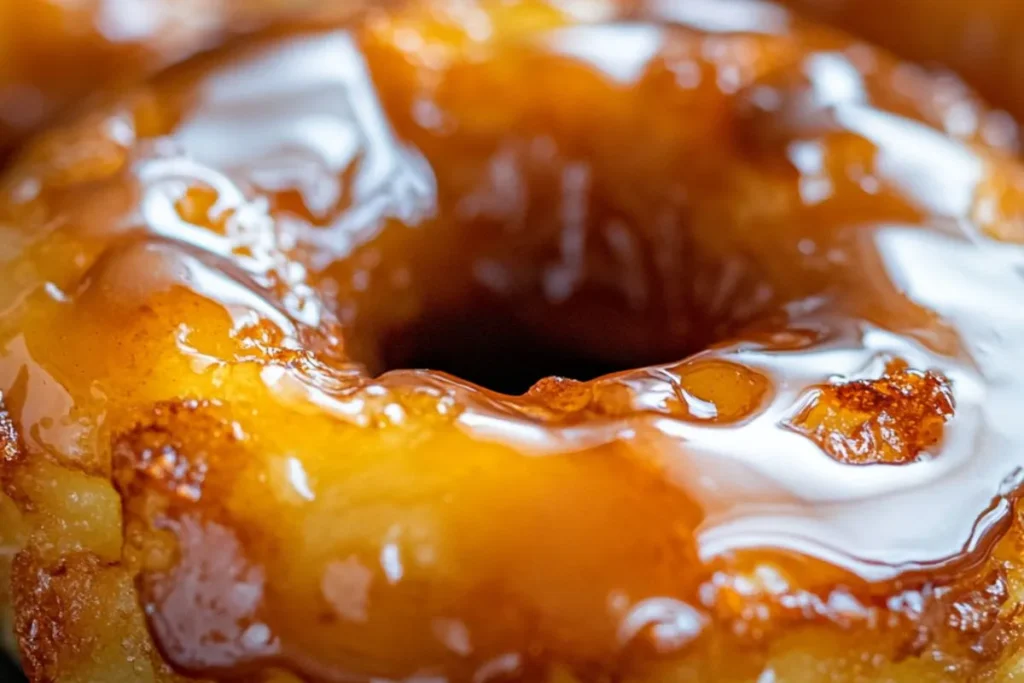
[{"x1": 2, "y1": 0, "x2": 1024, "y2": 681}]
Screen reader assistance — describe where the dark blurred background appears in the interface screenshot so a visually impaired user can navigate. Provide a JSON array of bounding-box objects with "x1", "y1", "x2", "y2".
[{"x1": 1, "y1": 653, "x2": 23, "y2": 682}]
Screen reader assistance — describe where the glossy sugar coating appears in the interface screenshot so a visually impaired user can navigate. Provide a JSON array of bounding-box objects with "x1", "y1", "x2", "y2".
[
  {"x1": 0, "y1": 0, "x2": 372, "y2": 151},
  {"x1": 783, "y1": 0, "x2": 1024, "y2": 125},
  {"x1": 2, "y1": 0, "x2": 1024, "y2": 681}
]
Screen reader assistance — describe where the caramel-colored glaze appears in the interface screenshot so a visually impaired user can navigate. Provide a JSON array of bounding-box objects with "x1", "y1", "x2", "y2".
[
  {"x1": 0, "y1": 0, "x2": 372, "y2": 152},
  {"x1": 2, "y1": 1, "x2": 1024, "y2": 681},
  {"x1": 783, "y1": 0, "x2": 1024, "y2": 126}
]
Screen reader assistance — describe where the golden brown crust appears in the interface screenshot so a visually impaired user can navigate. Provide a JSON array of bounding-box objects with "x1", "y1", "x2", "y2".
[
  {"x1": 11, "y1": 545, "x2": 206, "y2": 683},
  {"x1": 14, "y1": 551, "x2": 128, "y2": 682},
  {"x1": 786, "y1": 360, "x2": 955, "y2": 465}
]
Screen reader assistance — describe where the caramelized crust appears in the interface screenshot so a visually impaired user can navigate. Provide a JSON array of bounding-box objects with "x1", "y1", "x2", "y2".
[
  {"x1": 1, "y1": 1, "x2": 1024, "y2": 682},
  {"x1": 12, "y1": 550, "x2": 157, "y2": 682},
  {"x1": 111, "y1": 399, "x2": 705, "y2": 679},
  {"x1": 787, "y1": 360, "x2": 955, "y2": 465}
]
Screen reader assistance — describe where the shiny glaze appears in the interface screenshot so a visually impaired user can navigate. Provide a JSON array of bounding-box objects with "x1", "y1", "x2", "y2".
[
  {"x1": 2, "y1": 0, "x2": 1024, "y2": 681},
  {"x1": 784, "y1": 0, "x2": 1024, "y2": 126},
  {"x1": 0, "y1": 0, "x2": 366, "y2": 151}
]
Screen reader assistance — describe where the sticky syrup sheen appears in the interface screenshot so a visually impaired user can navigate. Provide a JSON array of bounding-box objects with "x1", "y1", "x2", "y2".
[{"x1": 2, "y1": 0, "x2": 1024, "y2": 680}]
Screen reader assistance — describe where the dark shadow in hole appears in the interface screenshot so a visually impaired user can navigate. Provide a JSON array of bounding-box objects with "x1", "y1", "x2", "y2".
[
  {"x1": 0, "y1": 653, "x2": 25, "y2": 683},
  {"x1": 401, "y1": 342, "x2": 629, "y2": 396},
  {"x1": 378, "y1": 306, "x2": 658, "y2": 396}
]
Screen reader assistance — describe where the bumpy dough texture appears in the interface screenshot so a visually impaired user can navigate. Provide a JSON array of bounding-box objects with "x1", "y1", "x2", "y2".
[{"x1": 2, "y1": 0, "x2": 1024, "y2": 681}]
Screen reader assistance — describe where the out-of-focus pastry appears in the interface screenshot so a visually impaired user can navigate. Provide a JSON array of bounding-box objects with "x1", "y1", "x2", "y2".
[{"x1": 0, "y1": 0, "x2": 366, "y2": 151}]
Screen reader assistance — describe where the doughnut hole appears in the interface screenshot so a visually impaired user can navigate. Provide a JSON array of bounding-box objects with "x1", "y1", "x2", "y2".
[
  {"x1": 328, "y1": 11, "x2": 972, "y2": 395},
  {"x1": 324, "y1": 20, "x2": 806, "y2": 395},
  {"x1": 376, "y1": 308, "x2": 653, "y2": 395}
]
